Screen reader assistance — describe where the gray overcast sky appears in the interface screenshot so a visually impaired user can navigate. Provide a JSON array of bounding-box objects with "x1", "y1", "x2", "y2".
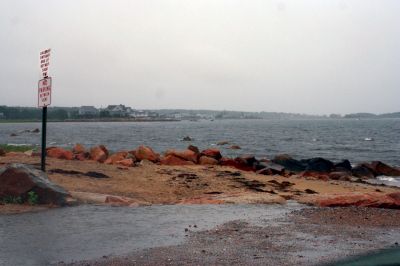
[{"x1": 0, "y1": 0, "x2": 399, "y2": 115}]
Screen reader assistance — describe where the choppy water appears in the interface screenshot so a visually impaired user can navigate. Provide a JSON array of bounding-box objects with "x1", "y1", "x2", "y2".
[{"x1": 1, "y1": 119, "x2": 399, "y2": 166}]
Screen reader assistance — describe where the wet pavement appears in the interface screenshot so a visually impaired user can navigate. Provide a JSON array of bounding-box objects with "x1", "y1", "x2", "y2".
[{"x1": 0, "y1": 203, "x2": 302, "y2": 266}]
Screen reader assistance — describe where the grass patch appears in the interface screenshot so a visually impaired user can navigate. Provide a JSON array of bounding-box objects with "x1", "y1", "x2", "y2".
[
  {"x1": 0, "y1": 196, "x2": 23, "y2": 204},
  {"x1": 0, "y1": 144, "x2": 37, "y2": 153}
]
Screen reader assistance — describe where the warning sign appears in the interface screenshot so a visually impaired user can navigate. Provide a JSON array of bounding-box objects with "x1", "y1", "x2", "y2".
[
  {"x1": 40, "y1": 49, "x2": 51, "y2": 78},
  {"x1": 38, "y1": 77, "x2": 52, "y2": 107}
]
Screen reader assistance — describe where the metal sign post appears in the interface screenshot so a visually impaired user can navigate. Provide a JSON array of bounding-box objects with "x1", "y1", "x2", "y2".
[
  {"x1": 38, "y1": 49, "x2": 52, "y2": 172},
  {"x1": 41, "y1": 106, "x2": 47, "y2": 171}
]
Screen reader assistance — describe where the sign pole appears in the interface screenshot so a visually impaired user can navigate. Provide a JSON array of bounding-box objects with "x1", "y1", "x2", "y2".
[
  {"x1": 38, "y1": 48, "x2": 51, "y2": 172},
  {"x1": 41, "y1": 106, "x2": 47, "y2": 171}
]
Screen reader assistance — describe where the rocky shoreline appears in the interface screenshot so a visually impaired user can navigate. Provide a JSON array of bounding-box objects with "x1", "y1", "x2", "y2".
[{"x1": 1, "y1": 143, "x2": 400, "y2": 211}]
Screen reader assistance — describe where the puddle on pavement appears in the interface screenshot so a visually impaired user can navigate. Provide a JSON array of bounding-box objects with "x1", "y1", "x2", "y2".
[{"x1": 0, "y1": 202, "x2": 303, "y2": 266}]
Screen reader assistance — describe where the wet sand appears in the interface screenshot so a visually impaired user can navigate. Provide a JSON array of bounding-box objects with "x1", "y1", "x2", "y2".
[{"x1": 65, "y1": 207, "x2": 400, "y2": 266}]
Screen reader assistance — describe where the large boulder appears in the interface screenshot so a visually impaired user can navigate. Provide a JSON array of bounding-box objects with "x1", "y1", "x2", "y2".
[
  {"x1": 256, "y1": 161, "x2": 285, "y2": 175},
  {"x1": 361, "y1": 161, "x2": 400, "y2": 177},
  {"x1": 303, "y1": 157, "x2": 334, "y2": 173},
  {"x1": 352, "y1": 165, "x2": 375, "y2": 179},
  {"x1": 104, "y1": 151, "x2": 128, "y2": 165},
  {"x1": 116, "y1": 158, "x2": 135, "y2": 167},
  {"x1": 72, "y1": 143, "x2": 86, "y2": 154},
  {"x1": 0, "y1": 164, "x2": 70, "y2": 205},
  {"x1": 199, "y1": 156, "x2": 219, "y2": 165},
  {"x1": 75, "y1": 152, "x2": 90, "y2": 161},
  {"x1": 187, "y1": 145, "x2": 200, "y2": 154},
  {"x1": 220, "y1": 157, "x2": 253, "y2": 171},
  {"x1": 47, "y1": 147, "x2": 74, "y2": 160},
  {"x1": 90, "y1": 145, "x2": 109, "y2": 163},
  {"x1": 272, "y1": 154, "x2": 306, "y2": 173},
  {"x1": 334, "y1": 160, "x2": 352, "y2": 172},
  {"x1": 328, "y1": 171, "x2": 352, "y2": 181},
  {"x1": 160, "y1": 155, "x2": 195, "y2": 166},
  {"x1": 165, "y1": 149, "x2": 198, "y2": 163},
  {"x1": 134, "y1": 145, "x2": 160, "y2": 162},
  {"x1": 239, "y1": 155, "x2": 258, "y2": 168},
  {"x1": 200, "y1": 149, "x2": 222, "y2": 160}
]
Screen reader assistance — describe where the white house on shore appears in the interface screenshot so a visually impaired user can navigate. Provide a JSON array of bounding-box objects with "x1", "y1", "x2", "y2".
[{"x1": 78, "y1": 106, "x2": 99, "y2": 116}]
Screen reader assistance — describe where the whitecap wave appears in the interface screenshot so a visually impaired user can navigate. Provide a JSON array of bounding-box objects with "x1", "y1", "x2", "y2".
[
  {"x1": 376, "y1": 176, "x2": 397, "y2": 182},
  {"x1": 6, "y1": 143, "x2": 31, "y2": 146}
]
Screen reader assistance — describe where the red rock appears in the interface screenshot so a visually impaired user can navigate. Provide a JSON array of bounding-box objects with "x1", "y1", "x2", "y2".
[
  {"x1": 165, "y1": 149, "x2": 198, "y2": 163},
  {"x1": 134, "y1": 145, "x2": 160, "y2": 162},
  {"x1": 200, "y1": 149, "x2": 222, "y2": 160},
  {"x1": 72, "y1": 143, "x2": 86, "y2": 154},
  {"x1": 187, "y1": 145, "x2": 200, "y2": 154},
  {"x1": 312, "y1": 192, "x2": 400, "y2": 209},
  {"x1": 90, "y1": 145, "x2": 109, "y2": 163},
  {"x1": 47, "y1": 147, "x2": 74, "y2": 160},
  {"x1": 160, "y1": 155, "x2": 196, "y2": 166},
  {"x1": 116, "y1": 158, "x2": 135, "y2": 167},
  {"x1": 362, "y1": 161, "x2": 400, "y2": 177},
  {"x1": 199, "y1": 156, "x2": 219, "y2": 165},
  {"x1": 75, "y1": 152, "x2": 89, "y2": 161},
  {"x1": 104, "y1": 152, "x2": 128, "y2": 165},
  {"x1": 220, "y1": 157, "x2": 253, "y2": 171}
]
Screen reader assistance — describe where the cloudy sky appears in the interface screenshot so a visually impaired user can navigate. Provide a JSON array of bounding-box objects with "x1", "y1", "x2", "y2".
[{"x1": 0, "y1": 0, "x2": 399, "y2": 114}]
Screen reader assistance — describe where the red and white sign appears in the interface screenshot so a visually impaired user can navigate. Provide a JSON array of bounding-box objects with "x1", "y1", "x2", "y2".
[
  {"x1": 39, "y1": 49, "x2": 51, "y2": 78},
  {"x1": 38, "y1": 77, "x2": 52, "y2": 107}
]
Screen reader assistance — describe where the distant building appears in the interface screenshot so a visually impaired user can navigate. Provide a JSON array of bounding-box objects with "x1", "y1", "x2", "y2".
[
  {"x1": 105, "y1": 104, "x2": 128, "y2": 117},
  {"x1": 329, "y1": 114, "x2": 342, "y2": 119},
  {"x1": 78, "y1": 106, "x2": 99, "y2": 116},
  {"x1": 129, "y1": 110, "x2": 148, "y2": 118}
]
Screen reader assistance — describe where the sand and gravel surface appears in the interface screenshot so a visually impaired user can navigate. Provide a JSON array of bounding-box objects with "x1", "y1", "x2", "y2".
[
  {"x1": 1, "y1": 153, "x2": 399, "y2": 211},
  {"x1": 64, "y1": 207, "x2": 400, "y2": 266}
]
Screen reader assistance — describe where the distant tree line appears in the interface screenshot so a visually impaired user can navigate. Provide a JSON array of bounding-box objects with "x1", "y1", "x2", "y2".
[{"x1": 0, "y1": 106, "x2": 71, "y2": 121}]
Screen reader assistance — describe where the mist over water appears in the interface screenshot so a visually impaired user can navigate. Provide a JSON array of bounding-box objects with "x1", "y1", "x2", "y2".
[{"x1": 1, "y1": 118, "x2": 399, "y2": 167}]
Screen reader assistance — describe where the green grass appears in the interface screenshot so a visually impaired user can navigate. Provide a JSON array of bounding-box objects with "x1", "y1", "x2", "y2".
[
  {"x1": 0, "y1": 195, "x2": 23, "y2": 204},
  {"x1": 0, "y1": 144, "x2": 37, "y2": 152},
  {"x1": 27, "y1": 191, "x2": 39, "y2": 205}
]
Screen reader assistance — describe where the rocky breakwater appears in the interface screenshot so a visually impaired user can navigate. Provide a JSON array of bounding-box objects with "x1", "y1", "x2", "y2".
[
  {"x1": 0, "y1": 164, "x2": 72, "y2": 206},
  {"x1": 39, "y1": 144, "x2": 400, "y2": 208},
  {"x1": 43, "y1": 144, "x2": 400, "y2": 182}
]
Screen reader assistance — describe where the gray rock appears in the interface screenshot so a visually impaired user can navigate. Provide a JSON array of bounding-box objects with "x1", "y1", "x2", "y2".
[
  {"x1": 0, "y1": 164, "x2": 70, "y2": 205},
  {"x1": 272, "y1": 154, "x2": 306, "y2": 173}
]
